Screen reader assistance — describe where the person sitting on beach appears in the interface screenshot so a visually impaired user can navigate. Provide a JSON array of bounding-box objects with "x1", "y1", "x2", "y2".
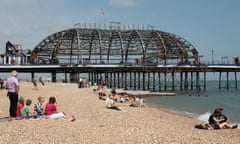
[
  {"x1": 208, "y1": 108, "x2": 238, "y2": 129},
  {"x1": 195, "y1": 108, "x2": 237, "y2": 130},
  {"x1": 16, "y1": 96, "x2": 25, "y2": 117},
  {"x1": 110, "y1": 87, "x2": 117, "y2": 95},
  {"x1": 21, "y1": 99, "x2": 37, "y2": 119},
  {"x1": 98, "y1": 86, "x2": 110, "y2": 100},
  {"x1": 105, "y1": 95, "x2": 123, "y2": 111},
  {"x1": 34, "y1": 96, "x2": 45, "y2": 117},
  {"x1": 45, "y1": 96, "x2": 75, "y2": 122}
]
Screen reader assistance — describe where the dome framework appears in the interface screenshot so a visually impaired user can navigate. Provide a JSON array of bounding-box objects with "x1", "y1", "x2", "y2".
[{"x1": 31, "y1": 26, "x2": 198, "y2": 65}]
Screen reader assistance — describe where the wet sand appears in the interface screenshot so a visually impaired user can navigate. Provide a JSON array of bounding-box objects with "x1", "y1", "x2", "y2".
[{"x1": 0, "y1": 81, "x2": 239, "y2": 143}]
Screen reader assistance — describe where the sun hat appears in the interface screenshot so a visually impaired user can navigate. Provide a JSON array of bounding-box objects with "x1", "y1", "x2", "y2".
[{"x1": 11, "y1": 70, "x2": 18, "y2": 76}]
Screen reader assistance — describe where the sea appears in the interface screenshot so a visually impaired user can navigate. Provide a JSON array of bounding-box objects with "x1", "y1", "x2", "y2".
[{"x1": 145, "y1": 80, "x2": 240, "y2": 123}]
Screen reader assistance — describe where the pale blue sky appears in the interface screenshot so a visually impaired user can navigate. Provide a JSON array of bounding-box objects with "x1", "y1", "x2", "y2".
[{"x1": 0, "y1": 0, "x2": 239, "y2": 63}]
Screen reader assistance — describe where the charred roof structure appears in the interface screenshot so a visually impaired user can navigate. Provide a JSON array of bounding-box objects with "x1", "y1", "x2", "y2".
[{"x1": 31, "y1": 23, "x2": 198, "y2": 65}]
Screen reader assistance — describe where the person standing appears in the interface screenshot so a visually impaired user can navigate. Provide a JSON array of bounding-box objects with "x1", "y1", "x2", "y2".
[{"x1": 6, "y1": 70, "x2": 19, "y2": 118}]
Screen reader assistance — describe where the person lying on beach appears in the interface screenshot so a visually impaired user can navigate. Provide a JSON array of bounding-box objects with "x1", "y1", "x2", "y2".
[
  {"x1": 45, "y1": 96, "x2": 75, "y2": 122},
  {"x1": 128, "y1": 96, "x2": 147, "y2": 108}
]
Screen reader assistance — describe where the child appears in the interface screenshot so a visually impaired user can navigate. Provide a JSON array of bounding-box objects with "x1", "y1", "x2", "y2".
[
  {"x1": 21, "y1": 99, "x2": 33, "y2": 119},
  {"x1": 34, "y1": 96, "x2": 45, "y2": 117},
  {"x1": 16, "y1": 96, "x2": 25, "y2": 117}
]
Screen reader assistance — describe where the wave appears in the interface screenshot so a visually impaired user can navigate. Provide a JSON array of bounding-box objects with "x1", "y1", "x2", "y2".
[{"x1": 197, "y1": 112, "x2": 211, "y2": 122}]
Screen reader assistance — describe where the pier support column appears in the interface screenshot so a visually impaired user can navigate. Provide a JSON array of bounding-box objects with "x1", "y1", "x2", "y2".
[
  {"x1": 113, "y1": 72, "x2": 116, "y2": 88},
  {"x1": 153, "y1": 72, "x2": 156, "y2": 92},
  {"x1": 219, "y1": 72, "x2": 222, "y2": 90},
  {"x1": 235, "y1": 71, "x2": 238, "y2": 90},
  {"x1": 134, "y1": 72, "x2": 136, "y2": 90},
  {"x1": 191, "y1": 72, "x2": 193, "y2": 90},
  {"x1": 117, "y1": 72, "x2": 120, "y2": 88},
  {"x1": 180, "y1": 72, "x2": 183, "y2": 91},
  {"x1": 171, "y1": 71, "x2": 175, "y2": 91},
  {"x1": 204, "y1": 71, "x2": 206, "y2": 91},
  {"x1": 184, "y1": 72, "x2": 188, "y2": 90},
  {"x1": 31, "y1": 72, "x2": 35, "y2": 82},
  {"x1": 158, "y1": 72, "x2": 161, "y2": 91},
  {"x1": 70, "y1": 72, "x2": 78, "y2": 83},
  {"x1": 147, "y1": 72, "x2": 150, "y2": 90},
  {"x1": 142, "y1": 72, "x2": 146, "y2": 90},
  {"x1": 129, "y1": 72, "x2": 132, "y2": 89},
  {"x1": 164, "y1": 71, "x2": 167, "y2": 91},
  {"x1": 226, "y1": 72, "x2": 229, "y2": 90},
  {"x1": 52, "y1": 72, "x2": 56, "y2": 83},
  {"x1": 64, "y1": 72, "x2": 67, "y2": 83},
  {"x1": 94, "y1": 72, "x2": 97, "y2": 84},
  {"x1": 196, "y1": 72, "x2": 200, "y2": 91},
  {"x1": 110, "y1": 72, "x2": 113, "y2": 88},
  {"x1": 124, "y1": 72, "x2": 127, "y2": 90},
  {"x1": 138, "y1": 72, "x2": 141, "y2": 90},
  {"x1": 121, "y1": 72, "x2": 124, "y2": 88}
]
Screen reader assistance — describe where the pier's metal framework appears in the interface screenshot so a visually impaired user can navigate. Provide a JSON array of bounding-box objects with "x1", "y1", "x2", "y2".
[
  {"x1": 1, "y1": 25, "x2": 239, "y2": 91},
  {"x1": 31, "y1": 27, "x2": 199, "y2": 65}
]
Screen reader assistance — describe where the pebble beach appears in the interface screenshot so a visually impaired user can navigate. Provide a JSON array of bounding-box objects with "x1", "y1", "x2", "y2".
[{"x1": 0, "y1": 81, "x2": 239, "y2": 144}]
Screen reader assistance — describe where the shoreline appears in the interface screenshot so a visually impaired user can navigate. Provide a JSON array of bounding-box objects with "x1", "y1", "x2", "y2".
[{"x1": 0, "y1": 82, "x2": 239, "y2": 143}]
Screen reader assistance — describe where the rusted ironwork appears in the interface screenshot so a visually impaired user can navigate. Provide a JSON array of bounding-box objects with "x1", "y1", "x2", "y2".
[{"x1": 31, "y1": 26, "x2": 197, "y2": 65}]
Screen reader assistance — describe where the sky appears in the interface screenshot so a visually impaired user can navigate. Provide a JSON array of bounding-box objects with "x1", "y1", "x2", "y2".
[{"x1": 0, "y1": 0, "x2": 240, "y2": 63}]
